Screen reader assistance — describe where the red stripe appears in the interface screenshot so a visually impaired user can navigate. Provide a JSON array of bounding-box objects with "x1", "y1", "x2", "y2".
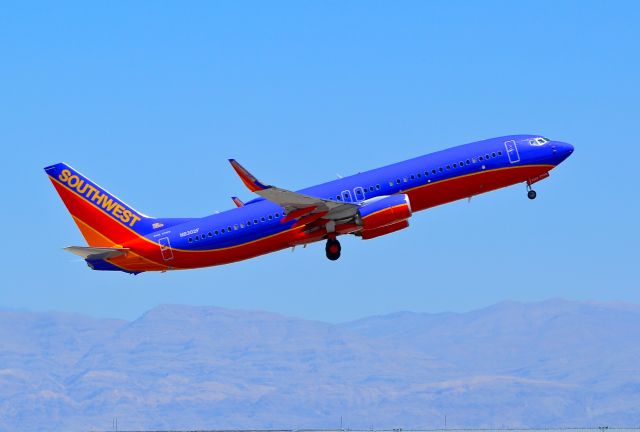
[{"x1": 51, "y1": 179, "x2": 140, "y2": 245}]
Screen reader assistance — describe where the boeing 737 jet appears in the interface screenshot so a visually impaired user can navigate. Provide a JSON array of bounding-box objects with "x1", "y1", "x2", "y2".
[{"x1": 45, "y1": 135, "x2": 573, "y2": 274}]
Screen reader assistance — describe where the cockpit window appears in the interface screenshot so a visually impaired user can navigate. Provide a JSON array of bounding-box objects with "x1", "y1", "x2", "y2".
[{"x1": 530, "y1": 137, "x2": 549, "y2": 146}]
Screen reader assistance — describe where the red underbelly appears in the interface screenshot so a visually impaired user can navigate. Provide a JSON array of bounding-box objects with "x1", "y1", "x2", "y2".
[{"x1": 406, "y1": 164, "x2": 553, "y2": 212}]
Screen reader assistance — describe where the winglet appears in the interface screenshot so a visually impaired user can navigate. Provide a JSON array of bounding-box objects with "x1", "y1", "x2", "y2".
[
  {"x1": 228, "y1": 159, "x2": 270, "y2": 192},
  {"x1": 231, "y1": 196, "x2": 244, "y2": 207}
]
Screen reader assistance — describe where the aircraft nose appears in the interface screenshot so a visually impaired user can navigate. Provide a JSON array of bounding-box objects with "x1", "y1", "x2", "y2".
[
  {"x1": 562, "y1": 141, "x2": 574, "y2": 155},
  {"x1": 553, "y1": 141, "x2": 574, "y2": 161}
]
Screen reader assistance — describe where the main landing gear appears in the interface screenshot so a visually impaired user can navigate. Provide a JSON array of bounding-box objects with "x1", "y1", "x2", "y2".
[
  {"x1": 325, "y1": 237, "x2": 341, "y2": 261},
  {"x1": 527, "y1": 184, "x2": 537, "y2": 200}
]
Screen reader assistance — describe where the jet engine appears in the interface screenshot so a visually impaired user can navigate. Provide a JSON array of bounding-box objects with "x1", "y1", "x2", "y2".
[{"x1": 357, "y1": 194, "x2": 412, "y2": 239}]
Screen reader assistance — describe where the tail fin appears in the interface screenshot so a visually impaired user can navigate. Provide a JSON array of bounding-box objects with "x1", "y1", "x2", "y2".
[{"x1": 45, "y1": 163, "x2": 160, "y2": 246}]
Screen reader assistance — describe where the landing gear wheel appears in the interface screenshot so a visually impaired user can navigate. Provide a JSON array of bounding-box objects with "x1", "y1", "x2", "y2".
[
  {"x1": 325, "y1": 238, "x2": 341, "y2": 261},
  {"x1": 527, "y1": 190, "x2": 537, "y2": 200}
]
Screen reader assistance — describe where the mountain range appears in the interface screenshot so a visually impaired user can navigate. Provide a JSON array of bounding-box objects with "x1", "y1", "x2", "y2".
[{"x1": 1, "y1": 299, "x2": 639, "y2": 431}]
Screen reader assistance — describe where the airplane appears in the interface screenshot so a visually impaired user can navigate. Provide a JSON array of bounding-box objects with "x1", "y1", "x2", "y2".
[{"x1": 44, "y1": 134, "x2": 574, "y2": 274}]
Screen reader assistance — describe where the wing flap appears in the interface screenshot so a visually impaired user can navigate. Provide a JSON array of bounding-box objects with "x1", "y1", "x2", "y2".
[
  {"x1": 281, "y1": 205, "x2": 317, "y2": 223},
  {"x1": 292, "y1": 211, "x2": 328, "y2": 228}
]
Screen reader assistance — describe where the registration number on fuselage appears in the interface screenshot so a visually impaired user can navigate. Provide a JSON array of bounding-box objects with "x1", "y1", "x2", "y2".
[{"x1": 179, "y1": 228, "x2": 199, "y2": 238}]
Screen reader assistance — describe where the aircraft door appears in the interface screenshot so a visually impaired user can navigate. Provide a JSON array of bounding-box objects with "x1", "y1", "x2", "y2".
[
  {"x1": 504, "y1": 140, "x2": 520, "y2": 164},
  {"x1": 158, "y1": 237, "x2": 174, "y2": 261},
  {"x1": 341, "y1": 190, "x2": 353, "y2": 202}
]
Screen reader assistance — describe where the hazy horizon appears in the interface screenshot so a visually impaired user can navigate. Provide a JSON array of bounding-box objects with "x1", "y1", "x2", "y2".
[{"x1": 3, "y1": 296, "x2": 640, "y2": 323}]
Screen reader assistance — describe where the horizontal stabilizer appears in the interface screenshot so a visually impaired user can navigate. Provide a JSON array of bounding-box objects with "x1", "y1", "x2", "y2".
[{"x1": 64, "y1": 246, "x2": 129, "y2": 260}]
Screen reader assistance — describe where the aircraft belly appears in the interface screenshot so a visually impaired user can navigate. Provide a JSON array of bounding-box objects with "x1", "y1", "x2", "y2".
[{"x1": 407, "y1": 164, "x2": 554, "y2": 212}]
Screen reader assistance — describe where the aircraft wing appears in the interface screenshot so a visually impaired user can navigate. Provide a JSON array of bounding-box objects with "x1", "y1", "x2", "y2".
[
  {"x1": 228, "y1": 159, "x2": 359, "y2": 222},
  {"x1": 64, "y1": 246, "x2": 129, "y2": 260}
]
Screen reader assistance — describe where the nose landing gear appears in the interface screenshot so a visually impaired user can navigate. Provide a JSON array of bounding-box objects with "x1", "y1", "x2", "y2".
[
  {"x1": 526, "y1": 183, "x2": 537, "y2": 200},
  {"x1": 325, "y1": 238, "x2": 341, "y2": 261}
]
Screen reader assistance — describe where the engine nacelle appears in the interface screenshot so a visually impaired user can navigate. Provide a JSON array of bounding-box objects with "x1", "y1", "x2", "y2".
[
  {"x1": 357, "y1": 194, "x2": 412, "y2": 231},
  {"x1": 361, "y1": 219, "x2": 409, "y2": 240}
]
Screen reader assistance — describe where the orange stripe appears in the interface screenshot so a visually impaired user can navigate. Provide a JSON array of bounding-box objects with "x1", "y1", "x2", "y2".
[{"x1": 72, "y1": 215, "x2": 168, "y2": 271}]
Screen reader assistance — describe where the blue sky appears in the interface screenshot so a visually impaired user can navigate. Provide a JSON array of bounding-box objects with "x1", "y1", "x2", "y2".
[{"x1": 1, "y1": 1, "x2": 638, "y2": 322}]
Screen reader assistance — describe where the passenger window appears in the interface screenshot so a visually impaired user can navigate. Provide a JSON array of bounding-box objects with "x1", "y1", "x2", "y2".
[
  {"x1": 247, "y1": 221, "x2": 251, "y2": 226},
  {"x1": 466, "y1": 160, "x2": 470, "y2": 165},
  {"x1": 369, "y1": 186, "x2": 374, "y2": 191},
  {"x1": 498, "y1": 151, "x2": 503, "y2": 156},
  {"x1": 460, "y1": 161, "x2": 464, "y2": 166},
  {"x1": 194, "y1": 236, "x2": 198, "y2": 241},
  {"x1": 208, "y1": 232, "x2": 212, "y2": 237},
  {"x1": 396, "y1": 179, "x2": 401, "y2": 184},
  {"x1": 215, "y1": 230, "x2": 219, "y2": 235},
  {"x1": 432, "y1": 169, "x2": 436, "y2": 174},
  {"x1": 424, "y1": 171, "x2": 429, "y2": 176},
  {"x1": 410, "y1": 175, "x2": 415, "y2": 180},
  {"x1": 403, "y1": 177, "x2": 408, "y2": 182},
  {"x1": 268, "y1": 215, "x2": 273, "y2": 220},
  {"x1": 188, "y1": 237, "x2": 192, "y2": 243},
  {"x1": 275, "y1": 213, "x2": 280, "y2": 218},
  {"x1": 485, "y1": 154, "x2": 489, "y2": 159},
  {"x1": 228, "y1": 226, "x2": 232, "y2": 231},
  {"x1": 201, "y1": 234, "x2": 206, "y2": 239},
  {"x1": 492, "y1": 152, "x2": 496, "y2": 157},
  {"x1": 261, "y1": 217, "x2": 265, "y2": 222},
  {"x1": 376, "y1": 184, "x2": 381, "y2": 190},
  {"x1": 417, "y1": 173, "x2": 421, "y2": 178},
  {"x1": 439, "y1": 167, "x2": 443, "y2": 172},
  {"x1": 240, "y1": 223, "x2": 244, "y2": 228},
  {"x1": 254, "y1": 219, "x2": 258, "y2": 224},
  {"x1": 453, "y1": 163, "x2": 457, "y2": 168},
  {"x1": 479, "y1": 156, "x2": 484, "y2": 161}
]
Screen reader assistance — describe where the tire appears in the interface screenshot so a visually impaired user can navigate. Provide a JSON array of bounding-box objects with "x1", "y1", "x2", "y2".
[{"x1": 325, "y1": 239, "x2": 341, "y2": 260}]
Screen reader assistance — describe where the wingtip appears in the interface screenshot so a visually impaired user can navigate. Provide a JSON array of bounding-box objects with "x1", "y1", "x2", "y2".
[
  {"x1": 228, "y1": 159, "x2": 268, "y2": 192},
  {"x1": 231, "y1": 196, "x2": 244, "y2": 207}
]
